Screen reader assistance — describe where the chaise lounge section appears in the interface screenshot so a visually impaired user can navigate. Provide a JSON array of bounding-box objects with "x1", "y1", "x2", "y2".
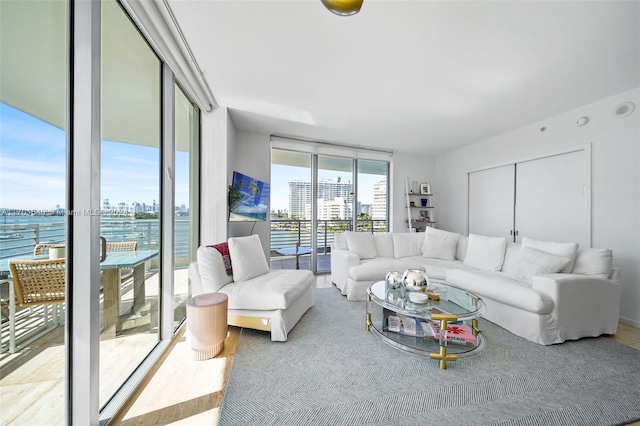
[{"x1": 190, "y1": 235, "x2": 314, "y2": 341}]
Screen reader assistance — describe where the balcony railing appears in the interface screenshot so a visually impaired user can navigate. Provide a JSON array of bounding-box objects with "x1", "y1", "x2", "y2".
[
  {"x1": 0, "y1": 219, "x2": 192, "y2": 268},
  {"x1": 270, "y1": 219, "x2": 387, "y2": 256}
]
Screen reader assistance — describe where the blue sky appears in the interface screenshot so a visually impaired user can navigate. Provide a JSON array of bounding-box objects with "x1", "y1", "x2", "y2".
[
  {"x1": 0, "y1": 103, "x2": 190, "y2": 210},
  {"x1": 1, "y1": 102, "x2": 383, "y2": 213}
]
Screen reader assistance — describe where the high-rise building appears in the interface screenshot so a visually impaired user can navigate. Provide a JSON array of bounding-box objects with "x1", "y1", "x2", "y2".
[
  {"x1": 289, "y1": 177, "x2": 353, "y2": 220},
  {"x1": 372, "y1": 180, "x2": 387, "y2": 219}
]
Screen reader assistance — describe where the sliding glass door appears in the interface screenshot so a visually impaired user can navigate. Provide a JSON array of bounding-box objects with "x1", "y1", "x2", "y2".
[
  {"x1": 270, "y1": 150, "x2": 312, "y2": 270},
  {"x1": 356, "y1": 160, "x2": 389, "y2": 233},
  {"x1": 100, "y1": 0, "x2": 161, "y2": 407},
  {"x1": 271, "y1": 149, "x2": 389, "y2": 274},
  {"x1": 0, "y1": 1, "x2": 68, "y2": 423},
  {"x1": 1, "y1": 0, "x2": 202, "y2": 422},
  {"x1": 317, "y1": 156, "x2": 353, "y2": 273}
]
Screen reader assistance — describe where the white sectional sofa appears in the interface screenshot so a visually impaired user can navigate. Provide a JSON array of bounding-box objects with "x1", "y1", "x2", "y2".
[
  {"x1": 330, "y1": 229, "x2": 621, "y2": 345},
  {"x1": 190, "y1": 234, "x2": 314, "y2": 342}
]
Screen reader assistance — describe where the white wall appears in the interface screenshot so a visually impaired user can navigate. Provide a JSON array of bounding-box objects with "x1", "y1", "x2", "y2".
[
  {"x1": 390, "y1": 152, "x2": 437, "y2": 232},
  {"x1": 229, "y1": 130, "x2": 272, "y2": 258},
  {"x1": 435, "y1": 88, "x2": 640, "y2": 327}
]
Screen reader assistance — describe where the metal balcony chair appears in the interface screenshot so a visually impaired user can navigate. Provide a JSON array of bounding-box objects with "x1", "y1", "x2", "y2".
[{"x1": 7, "y1": 258, "x2": 66, "y2": 354}]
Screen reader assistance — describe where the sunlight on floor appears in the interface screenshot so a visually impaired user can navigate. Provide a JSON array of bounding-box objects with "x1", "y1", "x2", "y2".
[{"x1": 117, "y1": 274, "x2": 334, "y2": 425}]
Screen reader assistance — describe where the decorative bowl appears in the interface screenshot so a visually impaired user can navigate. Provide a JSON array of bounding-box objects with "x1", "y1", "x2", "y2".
[
  {"x1": 408, "y1": 292, "x2": 429, "y2": 304},
  {"x1": 385, "y1": 271, "x2": 402, "y2": 289},
  {"x1": 402, "y1": 269, "x2": 429, "y2": 292}
]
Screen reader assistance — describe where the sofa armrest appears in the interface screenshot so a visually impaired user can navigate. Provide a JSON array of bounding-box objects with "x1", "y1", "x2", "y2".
[
  {"x1": 532, "y1": 273, "x2": 621, "y2": 337},
  {"x1": 331, "y1": 249, "x2": 361, "y2": 289}
]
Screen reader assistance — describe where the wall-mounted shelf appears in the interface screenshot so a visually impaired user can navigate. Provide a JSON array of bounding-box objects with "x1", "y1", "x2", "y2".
[{"x1": 405, "y1": 178, "x2": 435, "y2": 232}]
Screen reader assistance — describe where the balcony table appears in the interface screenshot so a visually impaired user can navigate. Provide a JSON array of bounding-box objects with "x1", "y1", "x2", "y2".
[
  {"x1": 275, "y1": 246, "x2": 312, "y2": 270},
  {"x1": 0, "y1": 249, "x2": 158, "y2": 345}
]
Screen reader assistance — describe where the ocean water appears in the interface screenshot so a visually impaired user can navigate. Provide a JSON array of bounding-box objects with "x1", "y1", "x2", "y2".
[{"x1": 0, "y1": 215, "x2": 190, "y2": 258}]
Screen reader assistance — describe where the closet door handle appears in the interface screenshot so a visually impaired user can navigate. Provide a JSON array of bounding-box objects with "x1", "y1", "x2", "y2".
[
  {"x1": 515, "y1": 230, "x2": 519, "y2": 237},
  {"x1": 509, "y1": 230, "x2": 513, "y2": 236}
]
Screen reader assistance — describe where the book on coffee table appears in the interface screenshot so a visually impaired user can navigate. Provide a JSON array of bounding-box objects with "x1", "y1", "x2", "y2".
[
  {"x1": 383, "y1": 310, "x2": 429, "y2": 337},
  {"x1": 427, "y1": 321, "x2": 476, "y2": 345}
]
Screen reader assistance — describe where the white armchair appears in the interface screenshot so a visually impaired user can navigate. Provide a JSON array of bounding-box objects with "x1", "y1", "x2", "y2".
[{"x1": 189, "y1": 235, "x2": 314, "y2": 342}]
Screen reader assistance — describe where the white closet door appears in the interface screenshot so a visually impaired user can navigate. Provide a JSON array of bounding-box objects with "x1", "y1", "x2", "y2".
[
  {"x1": 468, "y1": 164, "x2": 515, "y2": 239},
  {"x1": 515, "y1": 150, "x2": 590, "y2": 248}
]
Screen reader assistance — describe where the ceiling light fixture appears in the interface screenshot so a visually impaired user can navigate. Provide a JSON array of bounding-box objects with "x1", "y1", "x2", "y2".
[{"x1": 321, "y1": 0, "x2": 363, "y2": 16}]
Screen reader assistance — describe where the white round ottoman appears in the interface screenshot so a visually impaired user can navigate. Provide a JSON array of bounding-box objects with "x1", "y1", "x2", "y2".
[{"x1": 186, "y1": 293, "x2": 228, "y2": 360}]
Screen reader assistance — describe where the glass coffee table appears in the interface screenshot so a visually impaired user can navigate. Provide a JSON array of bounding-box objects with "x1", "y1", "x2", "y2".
[{"x1": 366, "y1": 279, "x2": 486, "y2": 369}]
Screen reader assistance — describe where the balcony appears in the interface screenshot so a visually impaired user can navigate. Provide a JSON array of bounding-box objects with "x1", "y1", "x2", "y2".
[{"x1": 269, "y1": 219, "x2": 387, "y2": 273}]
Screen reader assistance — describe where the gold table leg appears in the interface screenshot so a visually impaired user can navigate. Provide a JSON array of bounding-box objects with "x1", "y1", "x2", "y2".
[
  {"x1": 430, "y1": 314, "x2": 459, "y2": 369},
  {"x1": 366, "y1": 294, "x2": 371, "y2": 331}
]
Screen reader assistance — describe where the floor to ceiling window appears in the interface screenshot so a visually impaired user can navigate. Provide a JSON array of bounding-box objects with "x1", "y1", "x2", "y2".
[
  {"x1": 99, "y1": 0, "x2": 162, "y2": 407},
  {"x1": 0, "y1": 1, "x2": 68, "y2": 424},
  {"x1": 356, "y1": 160, "x2": 389, "y2": 233},
  {"x1": 317, "y1": 155, "x2": 354, "y2": 273},
  {"x1": 1, "y1": 0, "x2": 203, "y2": 422},
  {"x1": 270, "y1": 150, "x2": 312, "y2": 270},
  {"x1": 270, "y1": 145, "x2": 390, "y2": 274}
]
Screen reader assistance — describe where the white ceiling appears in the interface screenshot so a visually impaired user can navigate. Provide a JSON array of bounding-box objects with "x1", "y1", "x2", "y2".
[{"x1": 168, "y1": 0, "x2": 640, "y2": 156}]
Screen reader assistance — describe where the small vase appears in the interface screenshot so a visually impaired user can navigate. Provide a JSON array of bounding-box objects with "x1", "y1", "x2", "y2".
[
  {"x1": 402, "y1": 269, "x2": 429, "y2": 292},
  {"x1": 385, "y1": 271, "x2": 402, "y2": 289}
]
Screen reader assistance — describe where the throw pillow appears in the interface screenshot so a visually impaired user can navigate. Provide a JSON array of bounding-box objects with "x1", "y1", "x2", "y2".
[
  {"x1": 421, "y1": 234, "x2": 457, "y2": 260},
  {"x1": 521, "y1": 237, "x2": 578, "y2": 273},
  {"x1": 344, "y1": 231, "x2": 377, "y2": 259},
  {"x1": 424, "y1": 227, "x2": 461, "y2": 242},
  {"x1": 373, "y1": 233, "x2": 394, "y2": 258},
  {"x1": 503, "y1": 247, "x2": 571, "y2": 285},
  {"x1": 334, "y1": 232, "x2": 348, "y2": 250},
  {"x1": 208, "y1": 242, "x2": 232, "y2": 276},
  {"x1": 456, "y1": 235, "x2": 469, "y2": 261},
  {"x1": 228, "y1": 234, "x2": 270, "y2": 282},
  {"x1": 392, "y1": 233, "x2": 426, "y2": 258},
  {"x1": 196, "y1": 246, "x2": 234, "y2": 292},
  {"x1": 463, "y1": 234, "x2": 508, "y2": 271},
  {"x1": 571, "y1": 248, "x2": 613, "y2": 278}
]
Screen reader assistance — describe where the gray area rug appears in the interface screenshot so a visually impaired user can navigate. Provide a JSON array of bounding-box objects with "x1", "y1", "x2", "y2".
[{"x1": 220, "y1": 288, "x2": 640, "y2": 425}]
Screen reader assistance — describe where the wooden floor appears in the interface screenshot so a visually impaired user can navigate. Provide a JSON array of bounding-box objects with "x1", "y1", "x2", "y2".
[{"x1": 114, "y1": 277, "x2": 640, "y2": 426}]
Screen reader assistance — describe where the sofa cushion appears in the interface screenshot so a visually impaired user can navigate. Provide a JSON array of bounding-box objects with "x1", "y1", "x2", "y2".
[
  {"x1": 219, "y1": 269, "x2": 314, "y2": 310},
  {"x1": 349, "y1": 258, "x2": 423, "y2": 282},
  {"x1": 228, "y1": 235, "x2": 270, "y2": 282},
  {"x1": 424, "y1": 227, "x2": 461, "y2": 241},
  {"x1": 463, "y1": 234, "x2": 507, "y2": 271},
  {"x1": 405, "y1": 256, "x2": 469, "y2": 280},
  {"x1": 373, "y1": 233, "x2": 394, "y2": 258},
  {"x1": 334, "y1": 232, "x2": 348, "y2": 250},
  {"x1": 456, "y1": 235, "x2": 469, "y2": 261},
  {"x1": 571, "y1": 248, "x2": 613, "y2": 278},
  {"x1": 392, "y1": 233, "x2": 425, "y2": 258},
  {"x1": 196, "y1": 246, "x2": 234, "y2": 292},
  {"x1": 421, "y1": 234, "x2": 457, "y2": 261},
  {"x1": 521, "y1": 237, "x2": 578, "y2": 273},
  {"x1": 500, "y1": 241, "x2": 521, "y2": 272},
  {"x1": 502, "y1": 247, "x2": 571, "y2": 285},
  {"x1": 345, "y1": 231, "x2": 377, "y2": 259},
  {"x1": 446, "y1": 269, "x2": 554, "y2": 314}
]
